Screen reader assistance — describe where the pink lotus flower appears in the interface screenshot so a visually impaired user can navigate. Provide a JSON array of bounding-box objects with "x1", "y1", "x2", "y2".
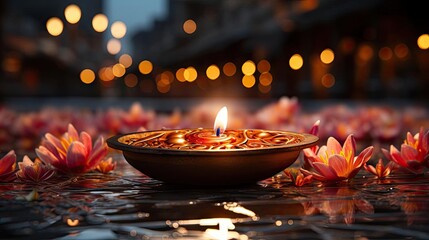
[
  {"x1": 364, "y1": 158, "x2": 393, "y2": 179},
  {"x1": 17, "y1": 156, "x2": 55, "y2": 183},
  {"x1": 284, "y1": 168, "x2": 312, "y2": 187},
  {"x1": 301, "y1": 134, "x2": 374, "y2": 182},
  {"x1": 382, "y1": 128, "x2": 429, "y2": 174},
  {"x1": 96, "y1": 158, "x2": 116, "y2": 174},
  {"x1": 36, "y1": 124, "x2": 108, "y2": 174},
  {"x1": 0, "y1": 150, "x2": 17, "y2": 182}
]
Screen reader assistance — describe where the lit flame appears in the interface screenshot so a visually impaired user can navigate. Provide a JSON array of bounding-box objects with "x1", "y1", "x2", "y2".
[{"x1": 214, "y1": 106, "x2": 228, "y2": 136}]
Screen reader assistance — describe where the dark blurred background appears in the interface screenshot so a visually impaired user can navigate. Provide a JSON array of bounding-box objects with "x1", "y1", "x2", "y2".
[{"x1": 1, "y1": 0, "x2": 428, "y2": 102}]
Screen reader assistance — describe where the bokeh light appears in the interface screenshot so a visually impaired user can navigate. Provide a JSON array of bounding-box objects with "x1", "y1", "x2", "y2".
[
  {"x1": 184, "y1": 67, "x2": 197, "y2": 82},
  {"x1": 176, "y1": 68, "x2": 186, "y2": 82},
  {"x1": 124, "y1": 73, "x2": 138, "y2": 88},
  {"x1": 119, "y1": 54, "x2": 133, "y2": 68},
  {"x1": 320, "y1": 48, "x2": 335, "y2": 64},
  {"x1": 259, "y1": 72, "x2": 272, "y2": 86},
  {"x1": 183, "y1": 19, "x2": 197, "y2": 34},
  {"x1": 257, "y1": 60, "x2": 271, "y2": 73},
  {"x1": 417, "y1": 34, "x2": 429, "y2": 49},
  {"x1": 289, "y1": 54, "x2": 303, "y2": 70},
  {"x1": 394, "y1": 43, "x2": 409, "y2": 58},
  {"x1": 206, "y1": 65, "x2": 220, "y2": 80},
  {"x1": 242, "y1": 75, "x2": 256, "y2": 88},
  {"x1": 138, "y1": 60, "x2": 153, "y2": 74},
  {"x1": 46, "y1": 17, "x2": 63, "y2": 36},
  {"x1": 111, "y1": 21, "x2": 127, "y2": 39},
  {"x1": 112, "y1": 63, "x2": 126, "y2": 77},
  {"x1": 92, "y1": 14, "x2": 109, "y2": 32},
  {"x1": 107, "y1": 39, "x2": 121, "y2": 55},
  {"x1": 378, "y1": 47, "x2": 393, "y2": 61},
  {"x1": 64, "y1": 4, "x2": 81, "y2": 24},
  {"x1": 80, "y1": 69, "x2": 95, "y2": 84},
  {"x1": 223, "y1": 62, "x2": 236, "y2": 77},
  {"x1": 321, "y1": 73, "x2": 335, "y2": 88},
  {"x1": 242, "y1": 60, "x2": 256, "y2": 76}
]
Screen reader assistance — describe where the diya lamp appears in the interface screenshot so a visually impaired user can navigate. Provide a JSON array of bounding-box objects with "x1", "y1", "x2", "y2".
[{"x1": 107, "y1": 106, "x2": 318, "y2": 186}]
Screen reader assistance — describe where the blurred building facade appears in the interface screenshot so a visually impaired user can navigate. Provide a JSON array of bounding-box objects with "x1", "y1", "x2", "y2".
[{"x1": 1, "y1": 0, "x2": 429, "y2": 101}]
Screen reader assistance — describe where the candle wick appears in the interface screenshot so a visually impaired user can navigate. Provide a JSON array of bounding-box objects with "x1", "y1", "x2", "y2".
[{"x1": 216, "y1": 127, "x2": 221, "y2": 137}]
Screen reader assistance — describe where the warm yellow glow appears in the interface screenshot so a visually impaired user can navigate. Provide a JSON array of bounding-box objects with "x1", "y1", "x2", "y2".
[
  {"x1": 214, "y1": 106, "x2": 228, "y2": 135},
  {"x1": 241, "y1": 60, "x2": 256, "y2": 76},
  {"x1": 112, "y1": 63, "x2": 126, "y2": 77},
  {"x1": 320, "y1": 48, "x2": 334, "y2": 64},
  {"x1": 183, "y1": 19, "x2": 197, "y2": 34},
  {"x1": 321, "y1": 73, "x2": 335, "y2": 88},
  {"x1": 98, "y1": 67, "x2": 115, "y2": 81},
  {"x1": 417, "y1": 34, "x2": 429, "y2": 50},
  {"x1": 119, "y1": 54, "x2": 133, "y2": 68},
  {"x1": 176, "y1": 68, "x2": 186, "y2": 82},
  {"x1": 111, "y1": 21, "x2": 127, "y2": 39},
  {"x1": 258, "y1": 83, "x2": 271, "y2": 94},
  {"x1": 107, "y1": 39, "x2": 121, "y2": 55},
  {"x1": 138, "y1": 60, "x2": 153, "y2": 74},
  {"x1": 124, "y1": 73, "x2": 138, "y2": 88},
  {"x1": 257, "y1": 59, "x2": 271, "y2": 73},
  {"x1": 378, "y1": 47, "x2": 393, "y2": 61},
  {"x1": 80, "y1": 69, "x2": 95, "y2": 84},
  {"x1": 206, "y1": 65, "x2": 220, "y2": 80},
  {"x1": 67, "y1": 218, "x2": 79, "y2": 227},
  {"x1": 357, "y1": 44, "x2": 373, "y2": 61},
  {"x1": 223, "y1": 203, "x2": 256, "y2": 217},
  {"x1": 46, "y1": 17, "x2": 64, "y2": 36},
  {"x1": 223, "y1": 62, "x2": 236, "y2": 77},
  {"x1": 92, "y1": 14, "x2": 108, "y2": 32},
  {"x1": 201, "y1": 219, "x2": 238, "y2": 240},
  {"x1": 157, "y1": 80, "x2": 170, "y2": 93},
  {"x1": 289, "y1": 54, "x2": 303, "y2": 70},
  {"x1": 242, "y1": 75, "x2": 256, "y2": 88},
  {"x1": 64, "y1": 4, "x2": 81, "y2": 24},
  {"x1": 184, "y1": 67, "x2": 197, "y2": 82},
  {"x1": 259, "y1": 72, "x2": 272, "y2": 86},
  {"x1": 394, "y1": 43, "x2": 409, "y2": 58}
]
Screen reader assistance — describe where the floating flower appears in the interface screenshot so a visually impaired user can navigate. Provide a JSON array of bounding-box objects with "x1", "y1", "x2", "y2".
[
  {"x1": 96, "y1": 158, "x2": 116, "y2": 174},
  {"x1": 382, "y1": 128, "x2": 429, "y2": 174},
  {"x1": 0, "y1": 150, "x2": 17, "y2": 182},
  {"x1": 17, "y1": 155, "x2": 55, "y2": 183},
  {"x1": 364, "y1": 158, "x2": 393, "y2": 179},
  {"x1": 36, "y1": 124, "x2": 108, "y2": 174},
  {"x1": 301, "y1": 134, "x2": 374, "y2": 182},
  {"x1": 284, "y1": 168, "x2": 312, "y2": 187}
]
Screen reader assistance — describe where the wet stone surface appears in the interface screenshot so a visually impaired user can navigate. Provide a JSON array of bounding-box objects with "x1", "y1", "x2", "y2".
[{"x1": 1, "y1": 154, "x2": 429, "y2": 240}]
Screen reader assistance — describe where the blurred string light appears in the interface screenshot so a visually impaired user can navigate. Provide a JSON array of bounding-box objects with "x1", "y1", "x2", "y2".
[
  {"x1": 111, "y1": 21, "x2": 127, "y2": 39},
  {"x1": 417, "y1": 34, "x2": 429, "y2": 50},
  {"x1": 289, "y1": 54, "x2": 303, "y2": 70},
  {"x1": 320, "y1": 48, "x2": 334, "y2": 64},
  {"x1": 223, "y1": 62, "x2": 236, "y2": 77},
  {"x1": 183, "y1": 19, "x2": 197, "y2": 34},
  {"x1": 138, "y1": 60, "x2": 153, "y2": 74},
  {"x1": 107, "y1": 39, "x2": 121, "y2": 55},
  {"x1": 92, "y1": 14, "x2": 109, "y2": 32},
  {"x1": 206, "y1": 65, "x2": 220, "y2": 80},
  {"x1": 119, "y1": 54, "x2": 133, "y2": 68},
  {"x1": 64, "y1": 4, "x2": 81, "y2": 24},
  {"x1": 46, "y1": 17, "x2": 64, "y2": 36},
  {"x1": 80, "y1": 69, "x2": 95, "y2": 84},
  {"x1": 242, "y1": 60, "x2": 256, "y2": 76}
]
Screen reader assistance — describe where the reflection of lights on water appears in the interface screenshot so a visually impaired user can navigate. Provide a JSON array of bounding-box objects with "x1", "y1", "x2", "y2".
[
  {"x1": 138, "y1": 60, "x2": 153, "y2": 75},
  {"x1": 183, "y1": 19, "x2": 197, "y2": 34},
  {"x1": 80, "y1": 69, "x2": 95, "y2": 84},
  {"x1": 111, "y1": 21, "x2": 127, "y2": 39},
  {"x1": 92, "y1": 14, "x2": 109, "y2": 32},
  {"x1": 289, "y1": 54, "x2": 303, "y2": 70},
  {"x1": 417, "y1": 34, "x2": 429, "y2": 50},
  {"x1": 206, "y1": 65, "x2": 220, "y2": 80},
  {"x1": 176, "y1": 68, "x2": 186, "y2": 82},
  {"x1": 46, "y1": 17, "x2": 64, "y2": 36},
  {"x1": 223, "y1": 62, "x2": 236, "y2": 77},
  {"x1": 321, "y1": 73, "x2": 335, "y2": 88},
  {"x1": 223, "y1": 202, "x2": 256, "y2": 217},
  {"x1": 241, "y1": 60, "x2": 256, "y2": 76},
  {"x1": 64, "y1": 4, "x2": 81, "y2": 24},
  {"x1": 242, "y1": 75, "x2": 256, "y2": 88},
  {"x1": 320, "y1": 48, "x2": 335, "y2": 64},
  {"x1": 184, "y1": 67, "x2": 198, "y2": 82},
  {"x1": 379, "y1": 47, "x2": 393, "y2": 61},
  {"x1": 107, "y1": 39, "x2": 121, "y2": 55},
  {"x1": 67, "y1": 218, "x2": 79, "y2": 227}
]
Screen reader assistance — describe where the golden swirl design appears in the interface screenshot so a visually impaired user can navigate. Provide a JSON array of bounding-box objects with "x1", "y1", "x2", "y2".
[{"x1": 121, "y1": 129, "x2": 304, "y2": 150}]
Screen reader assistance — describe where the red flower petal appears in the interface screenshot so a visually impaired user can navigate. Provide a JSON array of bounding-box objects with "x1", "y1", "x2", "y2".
[
  {"x1": 312, "y1": 162, "x2": 339, "y2": 181},
  {"x1": 327, "y1": 137, "x2": 342, "y2": 155},
  {"x1": 328, "y1": 154, "x2": 348, "y2": 178},
  {"x1": 66, "y1": 142, "x2": 88, "y2": 173}
]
